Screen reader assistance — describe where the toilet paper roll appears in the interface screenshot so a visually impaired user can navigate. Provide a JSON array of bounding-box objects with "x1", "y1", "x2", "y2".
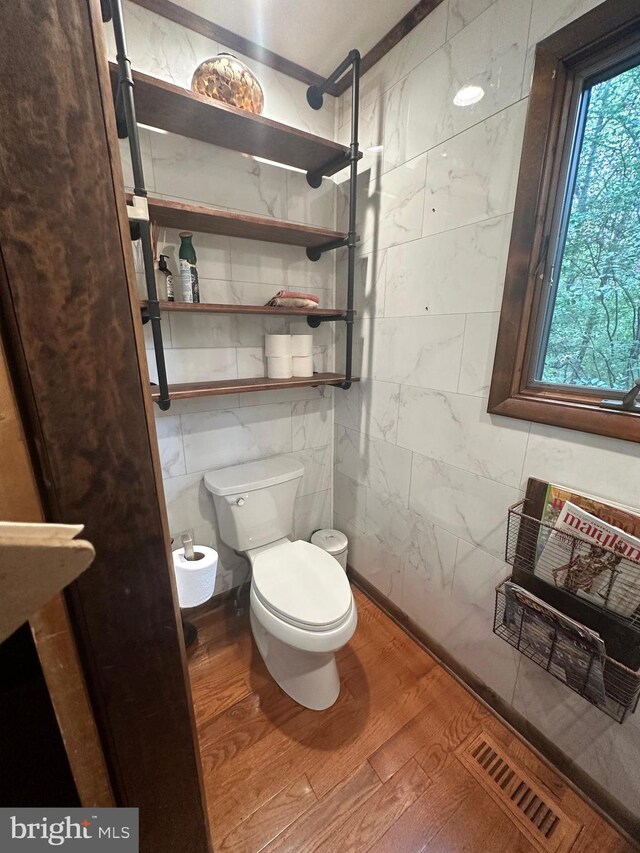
[
  {"x1": 267, "y1": 355, "x2": 293, "y2": 379},
  {"x1": 172, "y1": 545, "x2": 218, "y2": 608},
  {"x1": 291, "y1": 334, "x2": 313, "y2": 357},
  {"x1": 292, "y1": 355, "x2": 314, "y2": 377},
  {"x1": 265, "y1": 334, "x2": 292, "y2": 357}
]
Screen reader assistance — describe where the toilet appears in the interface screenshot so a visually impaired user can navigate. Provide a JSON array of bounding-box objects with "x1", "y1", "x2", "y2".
[{"x1": 204, "y1": 456, "x2": 357, "y2": 710}]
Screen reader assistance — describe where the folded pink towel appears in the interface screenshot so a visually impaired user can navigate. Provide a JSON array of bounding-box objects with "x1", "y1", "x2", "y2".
[
  {"x1": 266, "y1": 297, "x2": 318, "y2": 309},
  {"x1": 272, "y1": 290, "x2": 320, "y2": 304}
]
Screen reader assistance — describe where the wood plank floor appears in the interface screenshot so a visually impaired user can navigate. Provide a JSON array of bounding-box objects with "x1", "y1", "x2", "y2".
[{"x1": 187, "y1": 586, "x2": 633, "y2": 853}]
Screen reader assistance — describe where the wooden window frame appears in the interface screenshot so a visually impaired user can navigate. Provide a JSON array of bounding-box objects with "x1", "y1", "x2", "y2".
[{"x1": 488, "y1": 0, "x2": 640, "y2": 442}]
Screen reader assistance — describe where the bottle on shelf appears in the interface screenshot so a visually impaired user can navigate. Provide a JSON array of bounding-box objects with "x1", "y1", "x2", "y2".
[
  {"x1": 158, "y1": 254, "x2": 175, "y2": 302},
  {"x1": 179, "y1": 231, "x2": 200, "y2": 303}
]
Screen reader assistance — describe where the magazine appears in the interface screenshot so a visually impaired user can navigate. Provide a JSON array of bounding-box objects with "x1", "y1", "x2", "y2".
[
  {"x1": 503, "y1": 580, "x2": 607, "y2": 706},
  {"x1": 535, "y1": 483, "x2": 640, "y2": 559},
  {"x1": 535, "y1": 501, "x2": 640, "y2": 618}
]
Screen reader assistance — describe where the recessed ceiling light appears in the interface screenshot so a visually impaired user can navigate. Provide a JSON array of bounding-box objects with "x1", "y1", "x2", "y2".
[{"x1": 453, "y1": 85, "x2": 485, "y2": 107}]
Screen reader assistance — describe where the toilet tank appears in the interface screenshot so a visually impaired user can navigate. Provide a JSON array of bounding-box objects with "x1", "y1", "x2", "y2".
[{"x1": 204, "y1": 456, "x2": 304, "y2": 551}]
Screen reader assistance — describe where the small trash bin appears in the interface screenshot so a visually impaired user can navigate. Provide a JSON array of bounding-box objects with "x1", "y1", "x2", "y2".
[{"x1": 311, "y1": 529, "x2": 348, "y2": 571}]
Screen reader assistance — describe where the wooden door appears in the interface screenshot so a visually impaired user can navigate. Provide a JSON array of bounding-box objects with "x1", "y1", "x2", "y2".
[{"x1": 0, "y1": 2, "x2": 211, "y2": 849}]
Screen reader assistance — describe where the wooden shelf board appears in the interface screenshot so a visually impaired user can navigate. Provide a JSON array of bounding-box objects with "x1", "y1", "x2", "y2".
[
  {"x1": 141, "y1": 300, "x2": 345, "y2": 318},
  {"x1": 151, "y1": 373, "x2": 358, "y2": 401},
  {"x1": 111, "y1": 64, "x2": 349, "y2": 173},
  {"x1": 140, "y1": 195, "x2": 346, "y2": 248}
]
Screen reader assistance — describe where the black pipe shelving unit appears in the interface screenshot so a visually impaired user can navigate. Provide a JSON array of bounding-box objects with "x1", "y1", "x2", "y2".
[
  {"x1": 105, "y1": 0, "x2": 361, "y2": 402},
  {"x1": 304, "y1": 50, "x2": 361, "y2": 391},
  {"x1": 105, "y1": 0, "x2": 171, "y2": 411}
]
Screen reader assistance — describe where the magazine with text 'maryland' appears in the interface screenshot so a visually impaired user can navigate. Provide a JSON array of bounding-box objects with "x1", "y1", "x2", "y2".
[{"x1": 535, "y1": 501, "x2": 640, "y2": 619}]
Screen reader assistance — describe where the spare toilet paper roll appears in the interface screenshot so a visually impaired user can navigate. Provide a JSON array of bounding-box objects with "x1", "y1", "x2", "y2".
[
  {"x1": 265, "y1": 334, "x2": 292, "y2": 357},
  {"x1": 267, "y1": 355, "x2": 293, "y2": 379},
  {"x1": 172, "y1": 545, "x2": 218, "y2": 608},
  {"x1": 291, "y1": 334, "x2": 313, "y2": 357},
  {"x1": 292, "y1": 355, "x2": 314, "y2": 377}
]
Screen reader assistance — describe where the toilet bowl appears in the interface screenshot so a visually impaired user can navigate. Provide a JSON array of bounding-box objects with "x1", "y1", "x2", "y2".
[
  {"x1": 204, "y1": 457, "x2": 357, "y2": 710},
  {"x1": 248, "y1": 538, "x2": 356, "y2": 709}
]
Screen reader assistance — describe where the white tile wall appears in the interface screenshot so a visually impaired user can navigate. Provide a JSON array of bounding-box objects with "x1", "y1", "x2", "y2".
[
  {"x1": 355, "y1": 154, "x2": 427, "y2": 254},
  {"x1": 380, "y1": 0, "x2": 531, "y2": 172},
  {"x1": 355, "y1": 315, "x2": 466, "y2": 391},
  {"x1": 335, "y1": 423, "x2": 412, "y2": 502},
  {"x1": 408, "y1": 454, "x2": 521, "y2": 560},
  {"x1": 383, "y1": 214, "x2": 512, "y2": 317},
  {"x1": 109, "y1": 0, "x2": 338, "y2": 596},
  {"x1": 421, "y1": 100, "x2": 527, "y2": 237},
  {"x1": 396, "y1": 386, "x2": 530, "y2": 488},
  {"x1": 334, "y1": 378, "x2": 400, "y2": 443},
  {"x1": 334, "y1": 0, "x2": 640, "y2": 820},
  {"x1": 446, "y1": 0, "x2": 496, "y2": 38}
]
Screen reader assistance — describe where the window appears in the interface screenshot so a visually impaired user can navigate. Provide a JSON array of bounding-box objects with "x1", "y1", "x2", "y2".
[
  {"x1": 489, "y1": 0, "x2": 640, "y2": 442},
  {"x1": 539, "y1": 62, "x2": 640, "y2": 391}
]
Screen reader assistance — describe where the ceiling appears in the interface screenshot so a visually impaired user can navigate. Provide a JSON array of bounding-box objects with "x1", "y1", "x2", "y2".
[{"x1": 176, "y1": 0, "x2": 420, "y2": 74}]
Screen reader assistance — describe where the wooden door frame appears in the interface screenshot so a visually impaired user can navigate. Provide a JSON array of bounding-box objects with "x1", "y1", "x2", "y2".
[
  {"x1": 0, "y1": 2, "x2": 211, "y2": 849},
  {"x1": 0, "y1": 335, "x2": 113, "y2": 807}
]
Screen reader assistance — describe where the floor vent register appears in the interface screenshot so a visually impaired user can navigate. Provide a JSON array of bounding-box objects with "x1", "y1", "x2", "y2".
[{"x1": 456, "y1": 732, "x2": 582, "y2": 853}]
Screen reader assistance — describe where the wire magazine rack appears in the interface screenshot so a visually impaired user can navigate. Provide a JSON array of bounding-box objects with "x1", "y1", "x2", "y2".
[
  {"x1": 505, "y1": 500, "x2": 640, "y2": 626},
  {"x1": 492, "y1": 500, "x2": 640, "y2": 722},
  {"x1": 494, "y1": 579, "x2": 640, "y2": 722}
]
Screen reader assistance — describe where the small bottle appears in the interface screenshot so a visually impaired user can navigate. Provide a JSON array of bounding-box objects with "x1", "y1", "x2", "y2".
[
  {"x1": 179, "y1": 232, "x2": 200, "y2": 303},
  {"x1": 158, "y1": 254, "x2": 175, "y2": 302}
]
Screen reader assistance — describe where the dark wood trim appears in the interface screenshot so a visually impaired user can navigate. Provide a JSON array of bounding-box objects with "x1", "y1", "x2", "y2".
[
  {"x1": 489, "y1": 394, "x2": 640, "y2": 441},
  {"x1": 128, "y1": 0, "x2": 449, "y2": 99},
  {"x1": 542, "y1": 0, "x2": 640, "y2": 61},
  {"x1": 138, "y1": 195, "x2": 347, "y2": 248},
  {"x1": 333, "y1": 0, "x2": 447, "y2": 96},
  {"x1": 152, "y1": 373, "x2": 359, "y2": 402},
  {"x1": 0, "y1": 2, "x2": 211, "y2": 849},
  {"x1": 110, "y1": 64, "x2": 348, "y2": 172},
  {"x1": 129, "y1": 0, "x2": 326, "y2": 90},
  {"x1": 347, "y1": 566, "x2": 640, "y2": 845},
  {"x1": 141, "y1": 301, "x2": 347, "y2": 319},
  {"x1": 488, "y1": 0, "x2": 640, "y2": 443}
]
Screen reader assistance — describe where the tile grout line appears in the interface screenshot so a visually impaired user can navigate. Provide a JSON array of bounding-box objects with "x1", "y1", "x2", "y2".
[
  {"x1": 449, "y1": 534, "x2": 462, "y2": 600},
  {"x1": 337, "y1": 421, "x2": 523, "y2": 493},
  {"x1": 520, "y1": 0, "x2": 536, "y2": 97},
  {"x1": 406, "y1": 440, "x2": 415, "y2": 511},
  {"x1": 361, "y1": 94, "x2": 529, "y2": 189},
  {"x1": 335, "y1": 466, "x2": 510, "y2": 568},
  {"x1": 359, "y1": 209, "x2": 514, "y2": 259},
  {"x1": 455, "y1": 313, "x2": 468, "y2": 394}
]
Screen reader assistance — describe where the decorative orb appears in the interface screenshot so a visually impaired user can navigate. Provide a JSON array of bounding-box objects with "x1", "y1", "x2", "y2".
[{"x1": 191, "y1": 54, "x2": 264, "y2": 115}]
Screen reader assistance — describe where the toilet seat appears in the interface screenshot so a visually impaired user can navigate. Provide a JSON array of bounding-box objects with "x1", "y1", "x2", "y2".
[{"x1": 250, "y1": 539, "x2": 352, "y2": 632}]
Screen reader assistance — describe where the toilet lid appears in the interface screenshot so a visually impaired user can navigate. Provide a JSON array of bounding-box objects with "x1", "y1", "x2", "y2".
[{"x1": 252, "y1": 540, "x2": 352, "y2": 630}]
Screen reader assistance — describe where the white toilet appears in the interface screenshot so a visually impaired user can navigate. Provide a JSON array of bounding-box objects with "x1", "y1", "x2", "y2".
[{"x1": 204, "y1": 456, "x2": 357, "y2": 710}]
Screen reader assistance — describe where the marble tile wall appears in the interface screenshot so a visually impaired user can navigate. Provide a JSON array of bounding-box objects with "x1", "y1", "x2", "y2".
[
  {"x1": 334, "y1": 0, "x2": 640, "y2": 819},
  {"x1": 106, "y1": 1, "x2": 337, "y2": 596}
]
